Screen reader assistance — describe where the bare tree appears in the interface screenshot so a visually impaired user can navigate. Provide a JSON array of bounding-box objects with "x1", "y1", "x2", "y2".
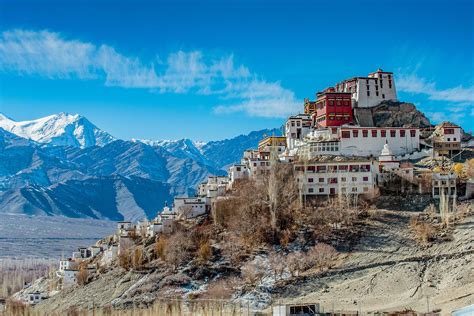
[{"x1": 268, "y1": 250, "x2": 285, "y2": 280}]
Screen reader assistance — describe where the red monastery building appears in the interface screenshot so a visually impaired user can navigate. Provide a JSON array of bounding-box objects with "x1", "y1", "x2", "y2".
[{"x1": 313, "y1": 88, "x2": 353, "y2": 127}]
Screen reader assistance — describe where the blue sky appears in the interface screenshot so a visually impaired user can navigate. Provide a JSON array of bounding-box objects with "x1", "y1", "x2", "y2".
[{"x1": 0, "y1": 0, "x2": 473, "y2": 141}]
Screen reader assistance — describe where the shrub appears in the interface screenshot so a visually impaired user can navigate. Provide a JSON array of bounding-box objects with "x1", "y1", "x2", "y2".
[
  {"x1": 132, "y1": 247, "x2": 144, "y2": 269},
  {"x1": 410, "y1": 217, "x2": 436, "y2": 244},
  {"x1": 155, "y1": 236, "x2": 167, "y2": 261},
  {"x1": 164, "y1": 230, "x2": 193, "y2": 271},
  {"x1": 306, "y1": 243, "x2": 337, "y2": 270},
  {"x1": 197, "y1": 241, "x2": 212, "y2": 265},
  {"x1": 203, "y1": 277, "x2": 239, "y2": 299},
  {"x1": 241, "y1": 260, "x2": 264, "y2": 286},
  {"x1": 268, "y1": 251, "x2": 285, "y2": 280},
  {"x1": 76, "y1": 267, "x2": 88, "y2": 285}
]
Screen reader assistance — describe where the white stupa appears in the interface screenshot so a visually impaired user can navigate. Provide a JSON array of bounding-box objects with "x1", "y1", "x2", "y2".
[{"x1": 378, "y1": 141, "x2": 400, "y2": 170}]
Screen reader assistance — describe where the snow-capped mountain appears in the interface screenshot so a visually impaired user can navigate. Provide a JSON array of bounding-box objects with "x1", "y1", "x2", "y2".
[
  {"x1": 0, "y1": 113, "x2": 115, "y2": 148},
  {"x1": 0, "y1": 113, "x2": 277, "y2": 220}
]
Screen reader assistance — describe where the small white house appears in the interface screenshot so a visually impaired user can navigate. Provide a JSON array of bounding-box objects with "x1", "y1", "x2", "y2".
[
  {"x1": 58, "y1": 259, "x2": 79, "y2": 273},
  {"x1": 63, "y1": 269, "x2": 79, "y2": 288},
  {"x1": 27, "y1": 292, "x2": 44, "y2": 305},
  {"x1": 272, "y1": 303, "x2": 320, "y2": 316},
  {"x1": 146, "y1": 222, "x2": 163, "y2": 237},
  {"x1": 432, "y1": 172, "x2": 457, "y2": 198},
  {"x1": 173, "y1": 197, "x2": 209, "y2": 218},
  {"x1": 88, "y1": 246, "x2": 102, "y2": 257}
]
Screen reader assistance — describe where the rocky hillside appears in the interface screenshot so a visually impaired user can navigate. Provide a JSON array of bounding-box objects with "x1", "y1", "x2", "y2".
[
  {"x1": 18, "y1": 202, "x2": 474, "y2": 314},
  {"x1": 354, "y1": 101, "x2": 432, "y2": 128}
]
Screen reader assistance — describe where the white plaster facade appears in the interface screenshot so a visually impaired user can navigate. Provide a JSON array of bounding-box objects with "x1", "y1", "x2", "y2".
[
  {"x1": 228, "y1": 164, "x2": 250, "y2": 188},
  {"x1": 335, "y1": 69, "x2": 397, "y2": 108},
  {"x1": 285, "y1": 114, "x2": 313, "y2": 150},
  {"x1": 173, "y1": 196, "x2": 209, "y2": 218},
  {"x1": 63, "y1": 269, "x2": 79, "y2": 287},
  {"x1": 28, "y1": 293, "x2": 44, "y2": 305},
  {"x1": 432, "y1": 172, "x2": 457, "y2": 198},
  {"x1": 294, "y1": 159, "x2": 378, "y2": 198},
  {"x1": 338, "y1": 127, "x2": 420, "y2": 157}
]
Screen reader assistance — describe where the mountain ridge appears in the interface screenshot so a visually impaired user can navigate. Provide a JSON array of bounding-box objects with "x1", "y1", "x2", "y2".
[{"x1": 0, "y1": 115, "x2": 279, "y2": 220}]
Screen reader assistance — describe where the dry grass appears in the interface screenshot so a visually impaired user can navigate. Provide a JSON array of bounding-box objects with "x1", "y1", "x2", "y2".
[
  {"x1": 3, "y1": 298, "x2": 250, "y2": 316},
  {"x1": 0, "y1": 258, "x2": 55, "y2": 299}
]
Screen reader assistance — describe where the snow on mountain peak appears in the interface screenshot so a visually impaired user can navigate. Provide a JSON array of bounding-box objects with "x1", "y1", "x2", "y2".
[{"x1": 0, "y1": 112, "x2": 115, "y2": 148}]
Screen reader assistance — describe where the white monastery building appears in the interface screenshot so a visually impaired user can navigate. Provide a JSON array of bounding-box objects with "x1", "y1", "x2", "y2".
[
  {"x1": 294, "y1": 158, "x2": 378, "y2": 198},
  {"x1": 335, "y1": 69, "x2": 398, "y2": 108}
]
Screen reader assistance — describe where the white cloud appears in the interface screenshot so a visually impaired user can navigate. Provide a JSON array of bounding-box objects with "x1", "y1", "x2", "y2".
[
  {"x1": 0, "y1": 29, "x2": 299, "y2": 118},
  {"x1": 398, "y1": 73, "x2": 474, "y2": 126},
  {"x1": 398, "y1": 73, "x2": 474, "y2": 103}
]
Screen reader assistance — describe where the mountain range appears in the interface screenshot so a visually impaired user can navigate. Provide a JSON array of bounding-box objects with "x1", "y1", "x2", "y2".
[{"x1": 0, "y1": 113, "x2": 279, "y2": 221}]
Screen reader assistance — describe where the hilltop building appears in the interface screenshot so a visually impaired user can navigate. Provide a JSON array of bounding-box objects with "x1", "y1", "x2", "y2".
[
  {"x1": 313, "y1": 88, "x2": 353, "y2": 127},
  {"x1": 335, "y1": 68, "x2": 398, "y2": 108}
]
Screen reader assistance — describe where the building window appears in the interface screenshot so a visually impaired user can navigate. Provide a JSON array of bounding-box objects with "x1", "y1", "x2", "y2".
[
  {"x1": 410, "y1": 130, "x2": 416, "y2": 137},
  {"x1": 382, "y1": 94, "x2": 385, "y2": 98},
  {"x1": 362, "y1": 130, "x2": 368, "y2": 137},
  {"x1": 444, "y1": 128, "x2": 455, "y2": 134},
  {"x1": 352, "y1": 177, "x2": 357, "y2": 182},
  {"x1": 342, "y1": 131, "x2": 351, "y2": 138},
  {"x1": 319, "y1": 178, "x2": 324, "y2": 182},
  {"x1": 363, "y1": 176, "x2": 369, "y2": 181},
  {"x1": 372, "y1": 130, "x2": 377, "y2": 137},
  {"x1": 381, "y1": 130, "x2": 386, "y2": 137},
  {"x1": 367, "y1": 91, "x2": 370, "y2": 96},
  {"x1": 308, "y1": 188, "x2": 314, "y2": 193},
  {"x1": 400, "y1": 130, "x2": 405, "y2": 137},
  {"x1": 318, "y1": 188, "x2": 324, "y2": 193},
  {"x1": 341, "y1": 177, "x2": 346, "y2": 182},
  {"x1": 352, "y1": 187, "x2": 357, "y2": 192},
  {"x1": 308, "y1": 178, "x2": 314, "y2": 183},
  {"x1": 390, "y1": 130, "x2": 396, "y2": 137},
  {"x1": 353, "y1": 130, "x2": 359, "y2": 137},
  {"x1": 376, "y1": 91, "x2": 379, "y2": 96}
]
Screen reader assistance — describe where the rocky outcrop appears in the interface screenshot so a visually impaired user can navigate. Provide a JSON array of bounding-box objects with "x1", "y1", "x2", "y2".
[{"x1": 354, "y1": 101, "x2": 432, "y2": 128}]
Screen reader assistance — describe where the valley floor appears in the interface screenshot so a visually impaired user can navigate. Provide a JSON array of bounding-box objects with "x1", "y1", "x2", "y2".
[{"x1": 0, "y1": 214, "x2": 116, "y2": 258}]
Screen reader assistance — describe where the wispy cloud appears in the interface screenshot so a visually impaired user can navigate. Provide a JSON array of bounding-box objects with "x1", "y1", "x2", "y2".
[
  {"x1": 0, "y1": 29, "x2": 299, "y2": 118},
  {"x1": 398, "y1": 73, "x2": 474, "y2": 103},
  {"x1": 397, "y1": 73, "x2": 474, "y2": 125}
]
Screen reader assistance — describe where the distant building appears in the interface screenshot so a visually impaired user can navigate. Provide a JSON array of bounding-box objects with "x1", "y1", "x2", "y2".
[
  {"x1": 27, "y1": 292, "x2": 44, "y2": 305},
  {"x1": 285, "y1": 114, "x2": 312, "y2": 150},
  {"x1": 433, "y1": 122, "x2": 462, "y2": 159},
  {"x1": 258, "y1": 136, "x2": 287, "y2": 158},
  {"x1": 432, "y1": 172, "x2": 457, "y2": 198},
  {"x1": 335, "y1": 68, "x2": 398, "y2": 108},
  {"x1": 58, "y1": 259, "x2": 79, "y2": 273},
  {"x1": 63, "y1": 269, "x2": 79, "y2": 288},
  {"x1": 173, "y1": 196, "x2": 209, "y2": 218},
  {"x1": 228, "y1": 163, "x2": 250, "y2": 188},
  {"x1": 272, "y1": 303, "x2": 320, "y2": 316}
]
